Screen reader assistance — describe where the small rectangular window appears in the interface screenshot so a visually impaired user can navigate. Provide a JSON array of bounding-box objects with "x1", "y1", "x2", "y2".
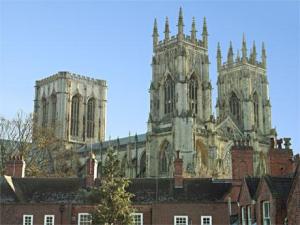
[
  {"x1": 131, "y1": 213, "x2": 143, "y2": 225},
  {"x1": 201, "y1": 216, "x2": 212, "y2": 225},
  {"x1": 241, "y1": 207, "x2": 246, "y2": 225},
  {"x1": 262, "y1": 201, "x2": 271, "y2": 225},
  {"x1": 23, "y1": 215, "x2": 33, "y2": 225},
  {"x1": 78, "y1": 213, "x2": 92, "y2": 225},
  {"x1": 174, "y1": 216, "x2": 188, "y2": 225},
  {"x1": 247, "y1": 206, "x2": 251, "y2": 225},
  {"x1": 44, "y1": 215, "x2": 55, "y2": 225}
]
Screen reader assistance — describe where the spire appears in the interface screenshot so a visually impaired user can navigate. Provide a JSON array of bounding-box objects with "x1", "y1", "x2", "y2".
[
  {"x1": 251, "y1": 41, "x2": 257, "y2": 64},
  {"x1": 242, "y1": 33, "x2": 247, "y2": 63},
  {"x1": 227, "y1": 41, "x2": 234, "y2": 65},
  {"x1": 262, "y1": 42, "x2": 266, "y2": 68},
  {"x1": 202, "y1": 17, "x2": 208, "y2": 48},
  {"x1": 217, "y1": 42, "x2": 222, "y2": 71},
  {"x1": 164, "y1": 17, "x2": 170, "y2": 41},
  {"x1": 152, "y1": 18, "x2": 159, "y2": 48},
  {"x1": 177, "y1": 7, "x2": 184, "y2": 40},
  {"x1": 191, "y1": 17, "x2": 197, "y2": 43}
]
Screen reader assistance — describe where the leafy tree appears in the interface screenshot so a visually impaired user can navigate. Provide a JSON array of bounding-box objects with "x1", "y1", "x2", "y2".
[{"x1": 91, "y1": 148, "x2": 134, "y2": 225}]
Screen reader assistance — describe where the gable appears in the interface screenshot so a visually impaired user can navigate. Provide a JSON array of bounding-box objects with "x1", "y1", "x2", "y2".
[
  {"x1": 215, "y1": 116, "x2": 243, "y2": 140},
  {"x1": 238, "y1": 179, "x2": 252, "y2": 204},
  {"x1": 255, "y1": 178, "x2": 272, "y2": 201}
]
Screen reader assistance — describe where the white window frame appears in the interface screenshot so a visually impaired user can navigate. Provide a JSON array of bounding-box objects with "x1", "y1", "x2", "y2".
[
  {"x1": 174, "y1": 215, "x2": 188, "y2": 225},
  {"x1": 78, "y1": 213, "x2": 92, "y2": 225},
  {"x1": 247, "y1": 206, "x2": 251, "y2": 225},
  {"x1": 241, "y1": 207, "x2": 246, "y2": 225},
  {"x1": 44, "y1": 215, "x2": 55, "y2": 225},
  {"x1": 262, "y1": 201, "x2": 271, "y2": 225},
  {"x1": 131, "y1": 213, "x2": 143, "y2": 225},
  {"x1": 23, "y1": 215, "x2": 33, "y2": 225},
  {"x1": 201, "y1": 216, "x2": 212, "y2": 225}
]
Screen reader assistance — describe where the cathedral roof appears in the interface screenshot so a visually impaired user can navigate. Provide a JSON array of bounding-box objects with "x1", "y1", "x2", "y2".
[{"x1": 78, "y1": 133, "x2": 147, "y2": 154}]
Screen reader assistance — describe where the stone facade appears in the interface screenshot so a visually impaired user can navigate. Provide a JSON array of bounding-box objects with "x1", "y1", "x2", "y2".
[
  {"x1": 34, "y1": 71, "x2": 107, "y2": 149},
  {"x1": 77, "y1": 8, "x2": 294, "y2": 180}
]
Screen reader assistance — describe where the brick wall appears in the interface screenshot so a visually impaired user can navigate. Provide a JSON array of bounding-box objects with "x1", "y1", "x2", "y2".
[
  {"x1": 255, "y1": 179, "x2": 287, "y2": 225},
  {"x1": 268, "y1": 149, "x2": 293, "y2": 176},
  {"x1": 231, "y1": 146, "x2": 254, "y2": 179}
]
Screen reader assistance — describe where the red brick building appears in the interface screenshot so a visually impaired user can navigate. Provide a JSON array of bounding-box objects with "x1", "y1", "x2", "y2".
[{"x1": 1, "y1": 143, "x2": 299, "y2": 225}]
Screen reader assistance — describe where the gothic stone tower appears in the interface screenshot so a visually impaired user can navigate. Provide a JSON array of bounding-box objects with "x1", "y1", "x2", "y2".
[
  {"x1": 216, "y1": 35, "x2": 272, "y2": 138},
  {"x1": 147, "y1": 9, "x2": 214, "y2": 177},
  {"x1": 34, "y1": 71, "x2": 107, "y2": 149},
  {"x1": 215, "y1": 36, "x2": 274, "y2": 176}
]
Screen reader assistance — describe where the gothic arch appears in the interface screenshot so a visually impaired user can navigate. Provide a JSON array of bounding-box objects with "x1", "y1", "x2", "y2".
[
  {"x1": 196, "y1": 139, "x2": 208, "y2": 168},
  {"x1": 50, "y1": 94, "x2": 57, "y2": 126},
  {"x1": 253, "y1": 92, "x2": 259, "y2": 128},
  {"x1": 159, "y1": 140, "x2": 170, "y2": 174},
  {"x1": 41, "y1": 97, "x2": 48, "y2": 127},
  {"x1": 257, "y1": 152, "x2": 267, "y2": 176},
  {"x1": 164, "y1": 75, "x2": 175, "y2": 114},
  {"x1": 188, "y1": 73, "x2": 198, "y2": 114},
  {"x1": 87, "y1": 97, "x2": 96, "y2": 138},
  {"x1": 229, "y1": 92, "x2": 241, "y2": 123},
  {"x1": 139, "y1": 151, "x2": 146, "y2": 178},
  {"x1": 71, "y1": 94, "x2": 81, "y2": 137}
]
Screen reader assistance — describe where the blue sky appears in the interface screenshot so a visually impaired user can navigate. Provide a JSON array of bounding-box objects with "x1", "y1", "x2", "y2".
[{"x1": 0, "y1": 0, "x2": 299, "y2": 153}]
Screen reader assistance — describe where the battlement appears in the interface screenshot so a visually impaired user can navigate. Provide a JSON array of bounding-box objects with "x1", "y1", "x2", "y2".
[{"x1": 36, "y1": 71, "x2": 107, "y2": 87}]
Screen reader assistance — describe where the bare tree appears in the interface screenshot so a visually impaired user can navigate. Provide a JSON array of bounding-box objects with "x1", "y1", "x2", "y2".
[{"x1": 0, "y1": 111, "x2": 79, "y2": 177}]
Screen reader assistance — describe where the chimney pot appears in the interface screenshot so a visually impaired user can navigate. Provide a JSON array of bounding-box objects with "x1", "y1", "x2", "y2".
[{"x1": 5, "y1": 154, "x2": 26, "y2": 178}]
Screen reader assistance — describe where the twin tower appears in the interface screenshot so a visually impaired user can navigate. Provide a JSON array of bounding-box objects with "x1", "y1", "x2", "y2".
[{"x1": 146, "y1": 8, "x2": 273, "y2": 178}]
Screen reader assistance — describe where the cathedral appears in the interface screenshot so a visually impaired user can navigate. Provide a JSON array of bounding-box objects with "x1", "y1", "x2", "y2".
[{"x1": 36, "y1": 9, "x2": 287, "y2": 179}]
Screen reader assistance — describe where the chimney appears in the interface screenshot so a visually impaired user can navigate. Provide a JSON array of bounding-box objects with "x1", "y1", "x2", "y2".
[
  {"x1": 5, "y1": 154, "x2": 26, "y2": 178},
  {"x1": 174, "y1": 150, "x2": 183, "y2": 188},
  {"x1": 85, "y1": 152, "x2": 98, "y2": 187}
]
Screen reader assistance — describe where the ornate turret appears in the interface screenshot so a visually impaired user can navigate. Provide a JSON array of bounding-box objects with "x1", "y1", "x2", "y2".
[
  {"x1": 153, "y1": 18, "x2": 158, "y2": 48},
  {"x1": 262, "y1": 42, "x2": 266, "y2": 68},
  {"x1": 202, "y1": 17, "x2": 208, "y2": 48},
  {"x1": 191, "y1": 17, "x2": 197, "y2": 43},
  {"x1": 217, "y1": 42, "x2": 222, "y2": 71},
  {"x1": 177, "y1": 7, "x2": 184, "y2": 40},
  {"x1": 227, "y1": 41, "x2": 234, "y2": 65},
  {"x1": 242, "y1": 33, "x2": 247, "y2": 63},
  {"x1": 164, "y1": 17, "x2": 170, "y2": 41}
]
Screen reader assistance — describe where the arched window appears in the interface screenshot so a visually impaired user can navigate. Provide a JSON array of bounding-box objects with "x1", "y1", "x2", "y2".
[
  {"x1": 164, "y1": 76, "x2": 175, "y2": 114},
  {"x1": 71, "y1": 95, "x2": 80, "y2": 136},
  {"x1": 87, "y1": 98, "x2": 95, "y2": 138},
  {"x1": 51, "y1": 95, "x2": 57, "y2": 126},
  {"x1": 139, "y1": 151, "x2": 146, "y2": 178},
  {"x1": 42, "y1": 98, "x2": 48, "y2": 127},
  {"x1": 121, "y1": 155, "x2": 127, "y2": 177},
  {"x1": 189, "y1": 75, "x2": 198, "y2": 114},
  {"x1": 253, "y1": 93, "x2": 259, "y2": 128},
  {"x1": 159, "y1": 150, "x2": 168, "y2": 174},
  {"x1": 229, "y1": 92, "x2": 241, "y2": 123}
]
